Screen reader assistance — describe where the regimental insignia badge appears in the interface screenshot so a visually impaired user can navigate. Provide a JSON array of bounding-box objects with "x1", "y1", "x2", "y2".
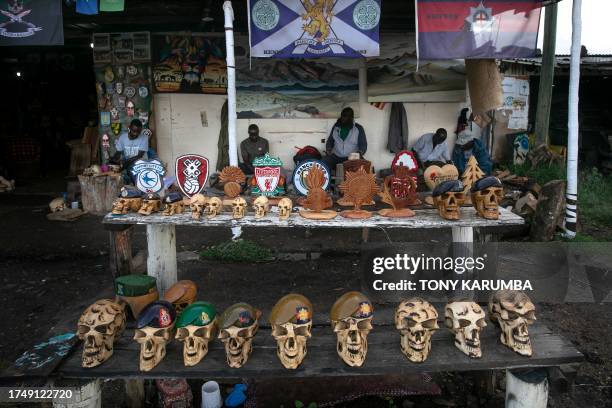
[
  {"x1": 292, "y1": 159, "x2": 330, "y2": 196},
  {"x1": 252, "y1": 153, "x2": 285, "y2": 196},
  {"x1": 131, "y1": 159, "x2": 166, "y2": 194},
  {"x1": 175, "y1": 154, "x2": 209, "y2": 197},
  {"x1": 110, "y1": 122, "x2": 122, "y2": 136}
]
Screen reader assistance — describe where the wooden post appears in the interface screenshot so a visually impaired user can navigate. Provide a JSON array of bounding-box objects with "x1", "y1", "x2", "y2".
[
  {"x1": 52, "y1": 380, "x2": 101, "y2": 408},
  {"x1": 146, "y1": 224, "x2": 177, "y2": 295},
  {"x1": 452, "y1": 226, "x2": 474, "y2": 299},
  {"x1": 534, "y1": 3, "x2": 558, "y2": 145},
  {"x1": 108, "y1": 225, "x2": 134, "y2": 278},
  {"x1": 125, "y1": 379, "x2": 145, "y2": 408},
  {"x1": 361, "y1": 227, "x2": 370, "y2": 243},
  {"x1": 452, "y1": 226, "x2": 473, "y2": 243},
  {"x1": 506, "y1": 369, "x2": 548, "y2": 408}
]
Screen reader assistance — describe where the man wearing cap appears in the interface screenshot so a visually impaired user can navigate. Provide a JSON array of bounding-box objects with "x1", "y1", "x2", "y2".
[
  {"x1": 412, "y1": 128, "x2": 452, "y2": 168},
  {"x1": 239, "y1": 124, "x2": 269, "y2": 174},
  {"x1": 452, "y1": 129, "x2": 493, "y2": 174},
  {"x1": 323, "y1": 107, "x2": 367, "y2": 171}
]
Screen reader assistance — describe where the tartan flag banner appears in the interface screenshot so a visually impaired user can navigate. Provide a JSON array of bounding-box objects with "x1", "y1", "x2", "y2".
[
  {"x1": 249, "y1": 0, "x2": 380, "y2": 58},
  {"x1": 417, "y1": 0, "x2": 542, "y2": 59},
  {"x1": 0, "y1": 0, "x2": 64, "y2": 46}
]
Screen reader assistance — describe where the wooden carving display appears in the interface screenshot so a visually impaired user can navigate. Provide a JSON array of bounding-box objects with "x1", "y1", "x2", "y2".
[
  {"x1": 424, "y1": 164, "x2": 459, "y2": 191},
  {"x1": 339, "y1": 167, "x2": 379, "y2": 219},
  {"x1": 337, "y1": 163, "x2": 375, "y2": 207},
  {"x1": 219, "y1": 166, "x2": 246, "y2": 199},
  {"x1": 299, "y1": 166, "x2": 337, "y2": 220},
  {"x1": 378, "y1": 165, "x2": 417, "y2": 218},
  {"x1": 461, "y1": 156, "x2": 485, "y2": 204}
]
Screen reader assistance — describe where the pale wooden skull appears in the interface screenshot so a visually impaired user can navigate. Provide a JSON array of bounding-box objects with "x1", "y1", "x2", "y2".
[
  {"x1": 134, "y1": 324, "x2": 175, "y2": 371},
  {"x1": 277, "y1": 197, "x2": 293, "y2": 220},
  {"x1": 272, "y1": 321, "x2": 312, "y2": 369},
  {"x1": 444, "y1": 301, "x2": 487, "y2": 358},
  {"x1": 189, "y1": 194, "x2": 208, "y2": 220},
  {"x1": 112, "y1": 198, "x2": 129, "y2": 214},
  {"x1": 489, "y1": 290, "x2": 536, "y2": 356},
  {"x1": 207, "y1": 197, "x2": 223, "y2": 219},
  {"x1": 434, "y1": 191, "x2": 464, "y2": 220},
  {"x1": 472, "y1": 187, "x2": 503, "y2": 220},
  {"x1": 162, "y1": 201, "x2": 184, "y2": 216},
  {"x1": 77, "y1": 299, "x2": 126, "y2": 368},
  {"x1": 395, "y1": 298, "x2": 439, "y2": 363},
  {"x1": 49, "y1": 198, "x2": 66, "y2": 213},
  {"x1": 232, "y1": 197, "x2": 247, "y2": 219},
  {"x1": 253, "y1": 196, "x2": 269, "y2": 219},
  {"x1": 332, "y1": 316, "x2": 373, "y2": 367},
  {"x1": 218, "y1": 323, "x2": 258, "y2": 368},
  {"x1": 138, "y1": 197, "x2": 161, "y2": 215},
  {"x1": 175, "y1": 321, "x2": 217, "y2": 366}
]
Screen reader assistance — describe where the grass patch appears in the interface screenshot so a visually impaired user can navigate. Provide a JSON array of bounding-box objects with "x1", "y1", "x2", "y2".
[{"x1": 200, "y1": 239, "x2": 274, "y2": 262}]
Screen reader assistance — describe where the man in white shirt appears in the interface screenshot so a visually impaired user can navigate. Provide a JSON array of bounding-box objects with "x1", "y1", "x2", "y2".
[
  {"x1": 412, "y1": 128, "x2": 451, "y2": 167},
  {"x1": 110, "y1": 119, "x2": 148, "y2": 170}
]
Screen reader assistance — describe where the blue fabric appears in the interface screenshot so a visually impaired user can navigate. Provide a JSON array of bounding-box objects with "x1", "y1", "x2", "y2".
[
  {"x1": 225, "y1": 383, "x2": 247, "y2": 407},
  {"x1": 76, "y1": 0, "x2": 98, "y2": 15},
  {"x1": 452, "y1": 138, "x2": 492, "y2": 175}
]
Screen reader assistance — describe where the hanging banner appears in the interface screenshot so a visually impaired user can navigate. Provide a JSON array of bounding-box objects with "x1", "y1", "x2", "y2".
[
  {"x1": 249, "y1": 0, "x2": 380, "y2": 58},
  {"x1": 0, "y1": 0, "x2": 64, "y2": 46},
  {"x1": 76, "y1": 0, "x2": 98, "y2": 15},
  {"x1": 416, "y1": 0, "x2": 542, "y2": 59},
  {"x1": 99, "y1": 0, "x2": 124, "y2": 12}
]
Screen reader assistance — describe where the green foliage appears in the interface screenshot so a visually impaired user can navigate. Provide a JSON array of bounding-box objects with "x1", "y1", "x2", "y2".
[
  {"x1": 293, "y1": 401, "x2": 317, "y2": 408},
  {"x1": 200, "y1": 239, "x2": 274, "y2": 262},
  {"x1": 578, "y1": 168, "x2": 612, "y2": 227},
  {"x1": 504, "y1": 162, "x2": 566, "y2": 185}
]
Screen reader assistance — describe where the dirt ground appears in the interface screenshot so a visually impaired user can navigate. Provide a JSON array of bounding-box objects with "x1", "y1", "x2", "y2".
[{"x1": 0, "y1": 188, "x2": 610, "y2": 407}]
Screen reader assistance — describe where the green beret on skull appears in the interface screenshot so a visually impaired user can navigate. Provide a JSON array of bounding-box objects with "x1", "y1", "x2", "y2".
[{"x1": 176, "y1": 301, "x2": 217, "y2": 328}]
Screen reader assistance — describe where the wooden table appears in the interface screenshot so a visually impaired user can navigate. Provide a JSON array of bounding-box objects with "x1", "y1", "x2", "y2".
[{"x1": 103, "y1": 207, "x2": 525, "y2": 294}]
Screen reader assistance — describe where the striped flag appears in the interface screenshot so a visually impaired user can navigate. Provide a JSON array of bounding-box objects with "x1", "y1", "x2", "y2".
[{"x1": 417, "y1": 0, "x2": 542, "y2": 59}]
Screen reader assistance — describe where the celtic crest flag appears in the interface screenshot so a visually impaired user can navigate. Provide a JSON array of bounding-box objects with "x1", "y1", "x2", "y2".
[{"x1": 248, "y1": 0, "x2": 380, "y2": 58}]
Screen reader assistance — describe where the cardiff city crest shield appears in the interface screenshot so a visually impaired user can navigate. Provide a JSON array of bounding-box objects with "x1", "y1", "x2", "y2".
[
  {"x1": 253, "y1": 153, "x2": 284, "y2": 196},
  {"x1": 131, "y1": 159, "x2": 166, "y2": 194},
  {"x1": 175, "y1": 154, "x2": 209, "y2": 197},
  {"x1": 292, "y1": 159, "x2": 330, "y2": 196}
]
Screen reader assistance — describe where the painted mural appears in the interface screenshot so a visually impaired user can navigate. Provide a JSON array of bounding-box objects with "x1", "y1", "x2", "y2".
[
  {"x1": 152, "y1": 35, "x2": 227, "y2": 94},
  {"x1": 235, "y1": 37, "x2": 359, "y2": 119}
]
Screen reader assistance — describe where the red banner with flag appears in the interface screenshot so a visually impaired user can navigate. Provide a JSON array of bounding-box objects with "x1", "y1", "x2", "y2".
[{"x1": 417, "y1": 0, "x2": 542, "y2": 59}]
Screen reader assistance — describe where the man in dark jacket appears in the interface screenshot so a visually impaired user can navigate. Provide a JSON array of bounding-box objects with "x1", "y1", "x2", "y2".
[
  {"x1": 452, "y1": 129, "x2": 493, "y2": 175},
  {"x1": 323, "y1": 107, "x2": 367, "y2": 170}
]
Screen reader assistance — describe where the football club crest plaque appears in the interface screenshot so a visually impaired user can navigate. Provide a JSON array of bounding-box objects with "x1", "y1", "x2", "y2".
[
  {"x1": 391, "y1": 150, "x2": 419, "y2": 173},
  {"x1": 252, "y1": 154, "x2": 284, "y2": 196},
  {"x1": 292, "y1": 160, "x2": 330, "y2": 196},
  {"x1": 131, "y1": 159, "x2": 166, "y2": 194},
  {"x1": 175, "y1": 154, "x2": 209, "y2": 197}
]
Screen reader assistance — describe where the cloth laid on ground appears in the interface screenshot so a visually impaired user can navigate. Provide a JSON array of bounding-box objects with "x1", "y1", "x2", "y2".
[{"x1": 387, "y1": 102, "x2": 409, "y2": 153}]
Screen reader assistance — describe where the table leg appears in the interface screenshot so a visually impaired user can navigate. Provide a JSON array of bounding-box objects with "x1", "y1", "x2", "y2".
[
  {"x1": 146, "y1": 224, "x2": 177, "y2": 295},
  {"x1": 452, "y1": 226, "x2": 475, "y2": 299},
  {"x1": 505, "y1": 368, "x2": 548, "y2": 408},
  {"x1": 125, "y1": 379, "x2": 145, "y2": 408},
  {"x1": 108, "y1": 226, "x2": 134, "y2": 279},
  {"x1": 52, "y1": 379, "x2": 101, "y2": 408},
  {"x1": 452, "y1": 226, "x2": 474, "y2": 243}
]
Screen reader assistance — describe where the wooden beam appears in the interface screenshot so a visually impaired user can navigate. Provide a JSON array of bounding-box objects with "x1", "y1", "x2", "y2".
[{"x1": 534, "y1": 3, "x2": 558, "y2": 145}]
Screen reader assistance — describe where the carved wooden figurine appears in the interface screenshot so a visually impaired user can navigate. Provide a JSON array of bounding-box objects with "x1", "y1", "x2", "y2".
[
  {"x1": 378, "y1": 164, "x2": 418, "y2": 218},
  {"x1": 339, "y1": 167, "x2": 379, "y2": 219},
  {"x1": 299, "y1": 166, "x2": 337, "y2": 220},
  {"x1": 219, "y1": 166, "x2": 246, "y2": 199}
]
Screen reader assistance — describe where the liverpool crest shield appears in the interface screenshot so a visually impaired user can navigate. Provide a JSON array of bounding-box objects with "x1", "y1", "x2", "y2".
[
  {"x1": 175, "y1": 154, "x2": 209, "y2": 197},
  {"x1": 131, "y1": 159, "x2": 166, "y2": 194},
  {"x1": 252, "y1": 153, "x2": 284, "y2": 196}
]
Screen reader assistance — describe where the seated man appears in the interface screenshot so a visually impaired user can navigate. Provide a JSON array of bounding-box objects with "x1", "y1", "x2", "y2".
[
  {"x1": 412, "y1": 128, "x2": 451, "y2": 168},
  {"x1": 239, "y1": 124, "x2": 269, "y2": 174},
  {"x1": 110, "y1": 119, "x2": 148, "y2": 183},
  {"x1": 323, "y1": 107, "x2": 367, "y2": 170},
  {"x1": 452, "y1": 129, "x2": 493, "y2": 175}
]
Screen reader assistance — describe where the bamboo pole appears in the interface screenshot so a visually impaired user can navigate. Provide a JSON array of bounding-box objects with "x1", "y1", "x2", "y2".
[
  {"x1": 534, "y1": 3, "x2": 558, "y2": 145},
  {"x1": 564, "y1": 0, "x2": 582, "y2": 238},
  {"x1": 223, "y1": 1, "x2": 238, "y2": 166}
]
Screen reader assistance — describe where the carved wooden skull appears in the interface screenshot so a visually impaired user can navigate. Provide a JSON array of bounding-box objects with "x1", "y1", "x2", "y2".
[
  {"x1": 395, "y1": 298, "x2": 439, "y2": 363},
  {"x1": 253, "y1": 196, "x2": 269, "y2": 219},
  {"x1": 162, "y1": 192, "x2": 185, "y2": 216},
  {"x1": 330, "y1": 291, "x2": 374, "y2": 367},
  {"x1": 489, "y1": 290, "x2": 536, "y2": 356},
  {"x1": 207, "y1": 197, "x2": 223, "y2": 218},
  {"x1": 444, "y1": 300, "x2": 487, "y2": 358},
  {"x1": 471, "y1": 176, "x2": 504, "y2": 220},
  {"x1": 188, "y1": 194, "x2": 208, "y2": 220},
  {"x1": 269, "y1": 294, "x2": 312, "y2": 369},
  {"x1": 133, "y1": 301, "x2": 176, "y2": 372},
  {"x1": 175, "y1": 302, "x2": 218, "y2": 366},
  {"x1": 218, "y1": 303, "x2": 261, "y2": 368},
  {"x1": 277, "y1": 197, "x2": 293, "y2": 220},
  {"x1": 138, "y1": 194, "x2": 161, "y2": 215},
  {"x1": 49, "y1": 197, "x2": 66, "y2": 213},
  {"x1": 432, "y1": 180, "x2": 465, "y2": 220},
  {"x1": 77, "y1": 299, "x2": 126, "y2": 368},
  {"x1": 112, "y1": 197, "x2": 143, "y2": 215},
  {"x1": 232, "y1": 197, "x2": 247, "y2": 219}
]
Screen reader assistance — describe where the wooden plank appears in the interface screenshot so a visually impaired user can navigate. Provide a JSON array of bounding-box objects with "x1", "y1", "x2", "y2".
[
  {"x1": 103, "y1": 207, "x2": 524, "y2": 230},
  {"x1": 55, "y1": 324, "x2": 582, "y2": 381},
  {"x1": 109, "y1": 227, "x2": 134, "y2": 278}
]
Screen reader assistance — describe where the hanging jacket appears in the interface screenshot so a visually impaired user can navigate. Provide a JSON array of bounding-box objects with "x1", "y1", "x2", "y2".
[{"x1": 387, "y1": 102, "x2": 408, "y2": 153}]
